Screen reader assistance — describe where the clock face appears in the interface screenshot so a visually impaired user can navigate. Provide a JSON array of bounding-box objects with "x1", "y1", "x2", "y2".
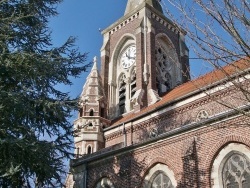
[{"x1": 121, "y1": 45, "x2": 136, "y2": 69}]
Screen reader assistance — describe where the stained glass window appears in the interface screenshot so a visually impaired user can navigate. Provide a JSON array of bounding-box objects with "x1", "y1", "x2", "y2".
[{"x1": 222, "y1": 153, "x2": 250, "y2": 188}]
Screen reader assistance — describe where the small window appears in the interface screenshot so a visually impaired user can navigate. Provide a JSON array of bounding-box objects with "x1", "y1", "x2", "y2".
[
  {"x1": 101, "y1": 107, "x2": 105, "y2": 118},
  {"x1": 87, "y1": 146, "x2": 92, "y2": 154},
  {"x1": 89, "y1": 109, "x2": 94, "y2": 116},
  {"x1": 89, "y1": 122, "x2": 93, "y2": 127}
]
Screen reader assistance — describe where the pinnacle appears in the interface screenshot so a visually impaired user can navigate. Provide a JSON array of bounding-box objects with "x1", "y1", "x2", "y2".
[
  {"x1": 91, "y1": 56, "x2": 98, "y2": 71},
  {"x1": 124, "y1": 0, "x2": 163, "y2": 15}
]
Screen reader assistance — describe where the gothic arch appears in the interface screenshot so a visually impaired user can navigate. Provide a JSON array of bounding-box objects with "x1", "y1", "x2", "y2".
[
  {"x1": 142, "y1": 163, "x2": 177, "y2": 188},
  {"x1": 204, "y1": 135, "x2": 250, "y2": 186},
  {"x1": 155, "y1": 33, "x2": 181, "y2": 93},
  {"x1": 109, "y1": 33, "x2": 136, "y2": 84},
  {"x1": 155, "y1": 33, "x2": 176, "y2": 49},
  {"x1": 86, "y1": 144, "x2": 92, "y2": 154},
  {"x1": 211, "y1": 143, "x2": 250, "y2": 188},
  {"x1": 140, "y1": 157, "x2": 177, "y2": 178},
  {"x1": 89, "y1": 109, "x2": 94, "y2": 116}
]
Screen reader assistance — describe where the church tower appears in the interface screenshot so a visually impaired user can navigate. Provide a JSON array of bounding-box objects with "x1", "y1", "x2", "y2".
[
  {"x1": 100, "y1": 0, "x2": 190, "y2": 119},
  {"x1": 73, "y1": 57, "x2": 109, "y2": 157}
]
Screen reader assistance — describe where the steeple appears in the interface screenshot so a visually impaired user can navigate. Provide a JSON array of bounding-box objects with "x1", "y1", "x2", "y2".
[
  {"x1": 124, "y1": 0, "x2": 163, "y2": 15},
  {"x1": 74, "y1": 57, "x2": 108, "y2": 157},
  {"x1": 80, "y1": 56, "x2": 103, "y2": 100}
]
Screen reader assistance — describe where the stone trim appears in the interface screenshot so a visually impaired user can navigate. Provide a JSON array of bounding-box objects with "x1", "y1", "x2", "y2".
[
  {"x1": 108, "y1": 12, "x2": 140, "y2": 36},
  {"x1": 211, "y1": 143, "x2": 250, "y2": 188},
  {"x1": 151, "y1": 13, "x2": 179, "y2": 35}
]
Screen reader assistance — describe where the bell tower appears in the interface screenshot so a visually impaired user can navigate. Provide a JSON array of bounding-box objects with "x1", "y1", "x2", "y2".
[
  {"x1": 74, "y1": 57, "x2": 109, "y2": 157},
  {"x1": 100, "y1": 0, "x2": 190, "y2": 119}
]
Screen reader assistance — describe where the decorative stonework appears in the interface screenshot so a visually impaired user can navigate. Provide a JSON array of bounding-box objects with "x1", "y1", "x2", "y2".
[
  {"x1": 108, "y1": 12, "x2": 140, "y2": 35},
  {"x1": 151, "y1": 13, "x2": 180, "y2": 35},
  {"x1": 131, "y1": 89, "x2": 144, "y2": 107},
  {"x1": 149, "y1": 127, "x2": 158, "y2": 138},
  {"x1": 211, "y1": 143, "x2": 250, "y2": 188},
  {"x1": 222, "y1": 153, "x2": 250, "y2": 187},
  {"x1": 155, "y1": 46, "x2": 172, "y2": 94},
  {"x1": 148, "y1": 89, "x2": 161, "y2": 105},
  {"x1": 196, "y1": 110, "x2": 209, "y2": 122}
]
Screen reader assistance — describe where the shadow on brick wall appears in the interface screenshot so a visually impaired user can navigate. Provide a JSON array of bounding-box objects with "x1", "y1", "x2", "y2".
[{"x1": 177, "y1": 139, "x2": 206, "y2": 188}]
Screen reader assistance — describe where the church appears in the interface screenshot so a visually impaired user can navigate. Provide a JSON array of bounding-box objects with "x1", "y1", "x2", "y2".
[{"x1": 65, "y1": 0, "x2": 250, "y2": 187}]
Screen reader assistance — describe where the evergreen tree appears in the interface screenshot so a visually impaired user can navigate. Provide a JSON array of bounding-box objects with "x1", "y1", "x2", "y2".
[{"x1": 0, "y1": 0, "x2": 88, "y2": 186}]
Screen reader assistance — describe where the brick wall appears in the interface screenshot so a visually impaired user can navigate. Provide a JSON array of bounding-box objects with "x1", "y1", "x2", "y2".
[{"x1": 86, "y1": 115, "x2": 250, "y2": 188}]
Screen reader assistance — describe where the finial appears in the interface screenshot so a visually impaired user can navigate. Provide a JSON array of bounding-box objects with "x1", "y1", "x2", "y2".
[{"x1": 92, "y1": 56, "x2": 98, "y2": 70}]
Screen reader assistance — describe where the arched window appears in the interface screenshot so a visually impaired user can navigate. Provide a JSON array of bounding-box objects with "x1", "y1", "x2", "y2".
[
  {"x1": 155, "y1": 34, "x2": 180, "y2": 95},
  {"x1": 143, "y1": 163, "x2": 177, "y2": 188},
  {"x1": 118, "y1": 74, "x2": 126, "y2": 114},
  {"x1": 211, "y1": 143, "x2": 250, "y2": 188},
  {"x1": 87, "y1": 145, "x2": 92, "y2": 154},
  {"x1": 89, "y1": 109, "x2": 94, "y2": 116},
  {"x1": 155, "y1": 46, "x2": 172, "y2": 95},
  {"x1": 150, "y1": 171, "x2": 173, "y2": 188},
  {"x1": 222, "y1": 153, "x2": 250, "y2": 187},
  {"x1": 95, "y1": 177, "x2": 114, "y2": 188}
]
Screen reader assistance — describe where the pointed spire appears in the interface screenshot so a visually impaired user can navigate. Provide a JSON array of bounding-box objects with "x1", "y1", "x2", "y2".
[
  {"x1": 124, "y1": 0, "x2": 163, "y2": 15},
  {"x1": 80, "y1": 56, "x2": 104, "y2": 100},
  {"x1": 91, "y1": 56, "x2": 98, "y2": 71}
]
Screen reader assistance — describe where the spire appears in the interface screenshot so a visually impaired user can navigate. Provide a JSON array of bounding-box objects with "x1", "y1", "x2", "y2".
[
  {"x1": 124, "y1": 0, "x2": 163, "y2": 15},
  {"x1": 80, "y1": 56, "x2": 104, "y2": 100}
]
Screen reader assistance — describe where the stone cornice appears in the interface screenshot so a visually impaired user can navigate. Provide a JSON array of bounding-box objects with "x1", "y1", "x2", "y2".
[{"x1": 101, "y1": 3, "x2": 185, "y2": 36}]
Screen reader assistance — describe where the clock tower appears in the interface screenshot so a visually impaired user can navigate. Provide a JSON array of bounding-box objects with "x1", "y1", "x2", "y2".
[{"x1": 100, "y1": 0, "x2": 190, "y2": 119}]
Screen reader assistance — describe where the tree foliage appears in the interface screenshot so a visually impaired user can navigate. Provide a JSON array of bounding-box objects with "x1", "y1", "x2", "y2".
[{"x1": 0, "y1": 0, "x2": 88, "y2": 187}]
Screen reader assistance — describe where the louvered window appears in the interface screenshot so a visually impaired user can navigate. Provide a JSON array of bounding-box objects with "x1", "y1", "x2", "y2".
[
  {"x1": 130, "y1": 68, "x2": 136, "y2": 98},
  {"x1": 119, "y1": 74, "x2": 126, "y2": 114}
]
